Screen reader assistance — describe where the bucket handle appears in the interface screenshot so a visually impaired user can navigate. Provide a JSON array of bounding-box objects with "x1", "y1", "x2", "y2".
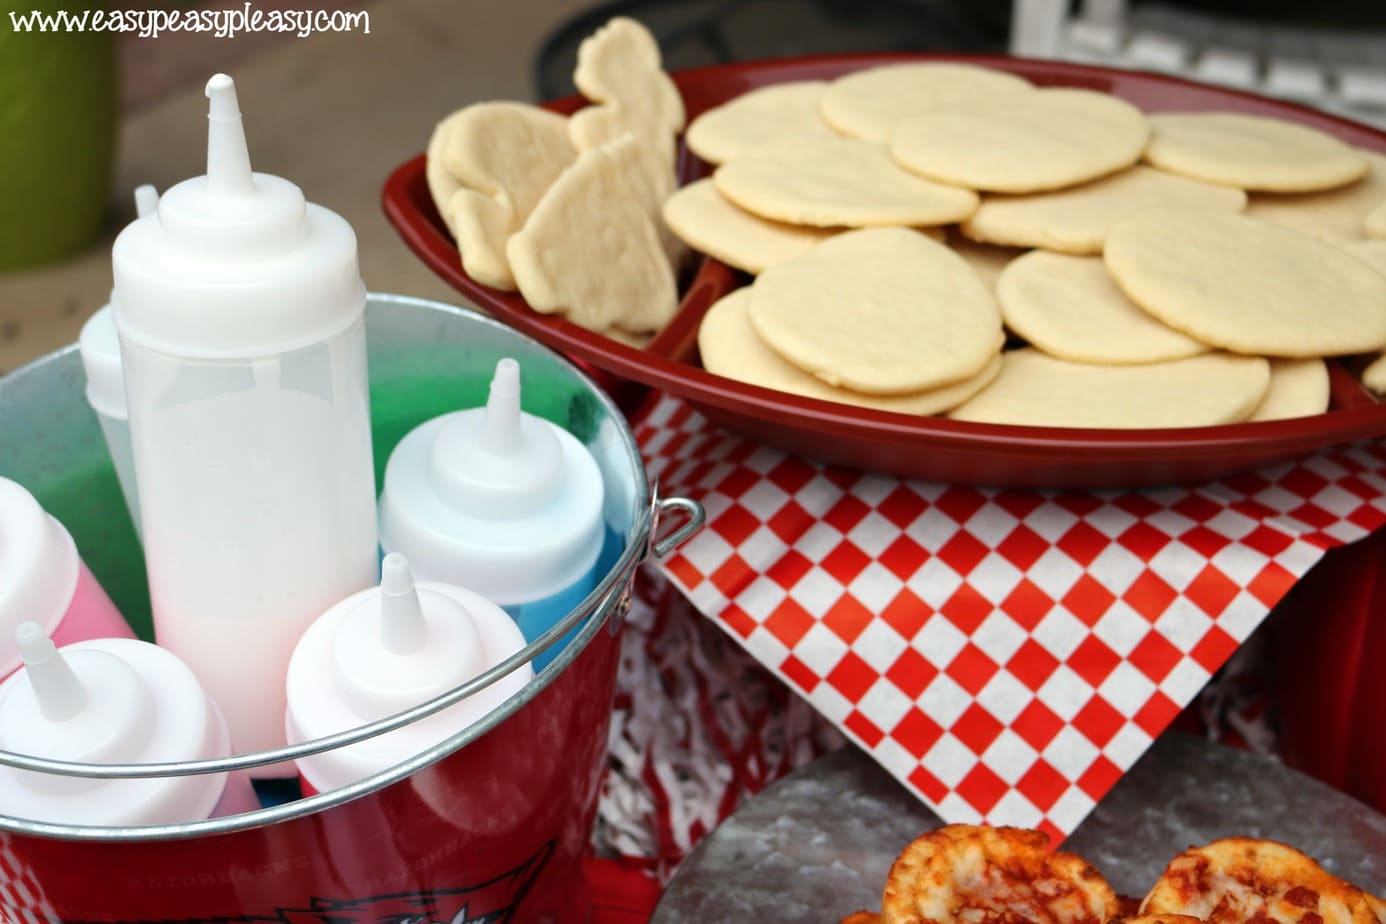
[
  {"x1": 0, "y1": 489, "x2": 702, "y2": 783},
  {"x1": 649, "y1": 493, "x2": 705, "y2": 560}
]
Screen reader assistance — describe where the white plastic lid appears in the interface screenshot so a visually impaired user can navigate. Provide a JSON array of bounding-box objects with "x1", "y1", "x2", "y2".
[
  {"x1": 78, "y1": 306, "x2": 125, "y2": 420},
  {"x1": 378, "y1": 359, "x2": 606, "y2": 605},
  {"x1": 111, "y1": 74, "x2": 365, "y2": 359},
  {"x1": 0, "y1": 479, "x2": 78, "y2": 677},
  {"x1": 0, "y1": 626, "x2": 233, "y2": 826},
  {"x1": 286, "y1": 554, "x2": 533, "y2": 793},
  {"x1": 80, "y1": 186, "x2": 158, "y2": 420}
]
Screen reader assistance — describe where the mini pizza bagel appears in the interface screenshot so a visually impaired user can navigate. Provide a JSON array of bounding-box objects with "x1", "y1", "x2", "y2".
[
  {"x1": 1141, "y1": 838, "x2": 1378, "y2": 924},
  {"x1": 882, "y1": 825, "x2": 1119, "y2": 924}
]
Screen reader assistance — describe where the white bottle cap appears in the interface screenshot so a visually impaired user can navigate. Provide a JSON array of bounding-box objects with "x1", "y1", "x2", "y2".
[
  {"x1": 0, "y1": 479, "x2": 78, "y2": 677},
  {"x1": 286, "y1": 554, "x2": 533, "y2": 793},
  {"x1": 80, "y1": 186, "x2": 158, "y2": 421},
  {"x1": 378, "y1": 359, "x2": 605, "y2": 605},
  {"x1": 111, "y1": 74, "x2": 365, "y2": 359},
  {"x1": 78, "y1": 306, "x2": 125, "y2": 421},
  {"x1": 0, "y1": 626, "x2": 235, "y2": 825}
]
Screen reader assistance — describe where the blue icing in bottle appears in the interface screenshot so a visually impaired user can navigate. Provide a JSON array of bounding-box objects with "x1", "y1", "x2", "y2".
[{"x1": 377, "y1": 359, "x2": 605, "y2": 672}]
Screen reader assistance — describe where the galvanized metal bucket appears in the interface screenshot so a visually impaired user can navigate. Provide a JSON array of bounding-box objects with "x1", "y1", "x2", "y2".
[{"x1": 0, "y1": 293, "x2": 703, "y2": 924}]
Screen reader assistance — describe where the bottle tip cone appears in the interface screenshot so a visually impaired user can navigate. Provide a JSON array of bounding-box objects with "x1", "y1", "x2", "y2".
[
  {"x1": 206, "y1": 73, "x2": 235, "y2": 99},
  {"x1": 204, "y1": 72, "x2": 253, "y2": 195},
  {"x1": 380, "y1": 553, "x2": 414, "y2": 597},
  {"x1": 15, "y1": 622, "x2": 53, "y2": 667},
  {"x1": 480, "y1": 358, "x2": 523, "y2": 454},
  {"x1": 16, "y1": 623, "x2": 87, "y2": 722},
  {"x1": 379, "y1": 554, "x2": 429, "y2": 655},
  {"x1": 134, "y1": 184, "x2": 159, "y2": 220},
  {"x1": 491, "y1": 358, "x2": 520, "y2": 396}
]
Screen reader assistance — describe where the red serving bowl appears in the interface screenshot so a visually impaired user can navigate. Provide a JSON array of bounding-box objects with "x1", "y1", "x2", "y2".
[{"x1": 383, "y1": 53, "x2": 1386, "y2": 489}]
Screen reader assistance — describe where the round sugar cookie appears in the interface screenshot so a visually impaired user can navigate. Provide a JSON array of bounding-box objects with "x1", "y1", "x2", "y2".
[
  {"x1": 1341, "y1": 238, "x2": 1386, "y2": 277},
  {"x1": 820, "y1": 63, "x2": 1034, "y2": 143},
  {"x1": 749, "y1": 228, "x2": 1003, "y2": 394},
  {"x1": 1248, "y1": 358, "x2": 1330, "y2": 421},
  {"x1": 890, "y1": 89, "x2": 1149, "y2": 194},
  {"x1": 998, "y1": 251, "x2": 1210, "y2": 364},
  {"x1": 603, "y1": 327, "x2": 653, "y2": 350},
  {"x1": 963, "y1": 165, "x2": 1246, "y2": 254},
  {"x1": 699, "y1": 288, "x2": 1001, "y2": 414},
  {"x1": 948, "y1": 234, "x2": 1024, "y2": 292},
  {"x1": 1246, "y1": 152, "x2": 1386, "y2": 242},
  {"x1": 1363, "y1": 352, "x2": 1386, "y2": 394},
  {"x1": 1367, "y1": 198, "x2": 1386, "y2": 239},
  {"x1": 662, "y1": 178, "x2": 834, "y2": 274},
  {"x1": 686, "y1": 81, "x2": 839, "y2": 164},
  {"x1": 714, "y1": 136, "x2": 978, "y2": 228},
  {"x1": 1145, "y1": 112, "x2": 1367, "y2": 192},
  {"x1": 1104, "y1": 208, "x2": 1386, "y2": 357},
  {"x1": 949, "y1": 349, "x2": 1270, "y2": 429}
]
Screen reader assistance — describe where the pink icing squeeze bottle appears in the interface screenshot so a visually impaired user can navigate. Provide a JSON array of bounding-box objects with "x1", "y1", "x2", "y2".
[
  {"x1": 0, "y1": 477, "x2": 134, "y2": 680},
  {"x1": 285, "y1": 553, "x2": 532, "y2": 795},
  {"x1": 0, "y1": 623, "x2": 259, "y2": 824}
]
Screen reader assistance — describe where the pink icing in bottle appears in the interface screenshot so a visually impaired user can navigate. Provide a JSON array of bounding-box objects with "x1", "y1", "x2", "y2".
[{"x1": 0, "y1": 477, "x2": 134, "y2": 680}]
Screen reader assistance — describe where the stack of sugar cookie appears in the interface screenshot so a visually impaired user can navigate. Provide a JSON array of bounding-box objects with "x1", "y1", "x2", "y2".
[
  {"x1": 681, "y1": 63, "x2": 1386, "y2": 428},
  {"x1": 425, "y1": 17, "x2": 686, "y2": 346}
]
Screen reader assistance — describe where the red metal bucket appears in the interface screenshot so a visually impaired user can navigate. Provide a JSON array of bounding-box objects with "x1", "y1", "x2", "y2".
[{"x1": 0, "y1": 293, "x2": 704, "y2": 924}]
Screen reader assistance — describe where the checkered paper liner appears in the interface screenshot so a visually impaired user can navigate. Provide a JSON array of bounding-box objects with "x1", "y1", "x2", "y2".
[
  {"x1": 633, "y1": 394, "x2": 1386, "y2": 842},
  {"x1": 0, "y1": 841, "x2": 59, "y2": 924}
]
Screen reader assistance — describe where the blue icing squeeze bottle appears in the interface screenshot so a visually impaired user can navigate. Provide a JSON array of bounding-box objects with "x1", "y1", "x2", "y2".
[{"x1": 378, "y1": 358, "x2": 605, "y2": 670}]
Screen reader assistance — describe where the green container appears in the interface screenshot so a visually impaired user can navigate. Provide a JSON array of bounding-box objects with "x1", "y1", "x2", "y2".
[{"x1": 0, "y1": 2, "x2": 118, "y2": 271}]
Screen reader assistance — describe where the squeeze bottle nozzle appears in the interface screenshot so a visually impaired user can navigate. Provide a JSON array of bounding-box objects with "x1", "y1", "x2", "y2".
[
  {"x1": 287, "y1": 559, "x2": 534, "y2": 793},
  {"x1": 204, "y1": 74, "x2": 254, "y2": 197},
  {"x1": 480, "y1": 358, "x2": 524, "y2": 454},
  {"x1": 0, "y1": 628, "x2": 259, "y2": 823},
  {"x1": 6, "y1": 622, "x2": 152, "y2": 768},
  {"x1": 380, "y1": 553, "x2": 427, "y2": 655},
  {"x1": 428, "y1": 359, "x2": 564, "y2": 520},
  {"x1": 133, "y1": 184, "x2": 158, "y2": 219},
  {"x1": 16, "y1": 623, "x2": 86, "y2": 722},
  {"x1": 330, "y1": 554, "x2": 484, "y2": 718}
]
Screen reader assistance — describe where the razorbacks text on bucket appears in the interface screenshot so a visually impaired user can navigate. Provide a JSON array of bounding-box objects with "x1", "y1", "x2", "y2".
[{"x1": 56, "y1": 843, "x2": 552, "y2": 924}]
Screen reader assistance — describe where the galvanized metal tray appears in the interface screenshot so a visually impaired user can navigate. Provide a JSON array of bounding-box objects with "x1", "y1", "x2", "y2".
[{"x1": 651, "y1": 733, "x2": 1386, "y2": 923}]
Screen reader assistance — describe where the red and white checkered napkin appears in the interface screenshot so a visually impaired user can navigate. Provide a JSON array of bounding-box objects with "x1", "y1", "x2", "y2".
[
  {"x1": 0, "y1": 841, "x2": 59, "y2": 924},
  {"x1": 633, "y1": 394, "x2": 1386, "y2": 842}
]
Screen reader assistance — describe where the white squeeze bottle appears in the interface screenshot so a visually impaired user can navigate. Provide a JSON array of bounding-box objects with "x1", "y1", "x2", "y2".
[
  {"x1": 0, "y1": 623, "x2": 259, "y2": 825},
  {"x1": 378, "y1": 358, "x2": 605, "y2": 672},
  {"x1": 285, "y1": 554, "x2": 532, "y2": 794},
  {"x1": 79, "y1": 184, "x2": 160, "y2": 538},
  {"x1": 111, "y1": 74, "x2": 379, "y2": 766}
]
